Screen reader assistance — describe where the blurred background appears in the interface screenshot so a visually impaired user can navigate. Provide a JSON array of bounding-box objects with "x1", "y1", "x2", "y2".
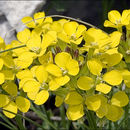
[
  {"x1": 0, "y1": 0, "x2": 130, "y2": 44},
  {"x1": 0, "y1": 0, "x2": 130, "y2": 129}
]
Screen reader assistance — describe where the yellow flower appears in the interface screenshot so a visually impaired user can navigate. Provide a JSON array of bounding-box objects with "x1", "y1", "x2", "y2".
[
  {"x1": 20, "y1": 65, "x2": 49, "y2": 105},
  {"x1": 105, "y1": 104, "x2": 124, "y2": 122},
  {"x1": 22, "y1": 12, "x2": 45, "y2": 28},
  {"x1": 46, "y1": 52, "x2": 79, "y2": 90},
  {"x1": 85, "y1": 95, "x2": 101, "y2": 111},
  {"x1": 100, "y1": 48, "x2": 123, "y2": 67},
  {"x1": 84, "y1": 28, "x2": 111, "y2": 51},
  {"x1": 77, "y1": 76, "x2": 94, "y2": 90},
  {"x1": 87, "y1": 58, "x2": 103, "y2": 76},
  {"x1": 103, "y1": 70, "x2": 123, "y2": 86},
  {"x1": 96, "y1": 95, "x2": 108, "y2": 118},
  {"x1": 111, "y1": 91, "x2": 129, "y2": 107},
  {"x1": 104, "y1": 10, "x2": 130, "y2": 28},
  {"x1": 65, "y1": 91, "x2": 84, "y2": 120},
  {"x1": 119, "y1": 69, "x2": 130, "y2": 88},
  {"x1": 96, "y1": 83, "x2": 111, "y2": 94},
  {"x1": 1, "y1": 82, "x2": 30, "y2": 118},
  {"x1": 55, "y1": 52, "x2": 79, "y2": 76},
  {"x1": 58, "y1": 21, "x2": 86, "y2": 45}
]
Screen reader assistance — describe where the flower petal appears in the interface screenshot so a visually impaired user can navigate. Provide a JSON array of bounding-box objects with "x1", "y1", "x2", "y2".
[
  {"x1": 105, "y1": 104, "x2": 124, "y2": 122},
  {"x1": 111, "y1": 91, "x2": 129, "y2": 107},
  {"x1": 35, "y1": 65, "x2": 48, "y2": 83},
  {"x1": 34, "y1": 90, "x2": 49, "y2": 105},
  {"x1": 77, "y1": 76, "x2": 94, "y2": 90},
  {"x1": 103, "y1": 70, "x2": 123, "y2": 85},
  {"x1": 85, "y1": 95, "x2": 101, "y2": 111},
  {"x1": 46, "y1": 64, "x2": 62, "y2": 77},
  {"x1": 96, "y1": 83, "x2": 111, "y2": 94},
  {"x1": 2, "y1": 82, "x2": 17, "y2": 97},
  {"x1": 16, "y1": 96, "x2": 30, "y2": 112},
  {"x1": 3, "y1": 101, "x2": 17, "y2": 118},
  {"x1": 66, "y1": 104, "x2": 84, "y2": 121},
  {"x1": 87, "y1": 59, "x2": 102, "y2": 75},
  {"x1": 65, "y1": 91, "x2": 83, "y2": 105},
  {"x1": 55, "y1": 52, "x2": 72, "y2": 69},
  {"x1": 0, "y1": 94, "x2": 10, "y2": 108}
]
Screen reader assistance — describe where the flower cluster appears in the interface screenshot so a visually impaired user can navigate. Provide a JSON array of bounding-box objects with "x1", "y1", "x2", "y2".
[{"x1": 0, "y1": 10, "x2": 130, "y2": 123}]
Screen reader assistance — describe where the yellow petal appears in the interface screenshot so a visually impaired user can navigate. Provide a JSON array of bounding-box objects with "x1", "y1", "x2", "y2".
[
  {"x1": 105, "y1": 50, "x2": 122, "y2": 67},
  {"x1": 19, "y1": 78, "x2": 34, "y2": 89},
  {"x1": 124, "y1": 80, "x2": 130, "y2": 88},
  {"x1": 66, "y1": 59, "x2": 79, "y2": 76},
  {"x1": 111, "y1": 91, "x2": 129, "y2": 107},
  {"x1": 1, "y1": 70, "x2": 14, "y2": 80},
  {"x1": 0, "y1": 94, "x2": 10, "y2": 107},
  {"x1": 71, "y1": 36, "x2": 83, "y2": 45},
  {"x1": 23, "y1": 80, "x2": 40, "y2": 92},
  {"x1": 14, "y1": 52, "x2": 35, "y2": 69},
  {"x1": 85, "y1": 95, "x2": 101, "y2": 111},
  {"x1": 35, "y1": 65, "x2": 48, "y2": 83},
  {"x1": 120, "y1": 69, "x2": 130, "y2": 80},
  {"x1": 121, "y1": 10, "x2": 130, "y2": 25},
  {"x1": 77, "y1": 76, "x2": 94, "y2": 90},
  {"x1": 42, "y1": 31, "x2": 57, "y2": 48},
  {"x1": 104, "y1": 20, "x2": 117, "y2": 28},
  {"x1": 108, "y1": 10, "x2": 121, "y2": 24},
  {"x1": 49, "y1": 79, "x2": 60, "y2": 91},
  {"x1": 103, "y1": 70, "x2": 123, "y2": 85},
  {"x1": 38, "y1": 51, "x2": 53, "y2": 66},
  {"x1": 96, "y1": 103, "x2": 108, "y2": 118},
  {"x1": 64, "y1": 22, "x2": 78, "y2": 36},
  {"x1": 3, "y1": 101, "x2": 18, "y2": 118},
  {"x1": 96, "y1": 83, "x2": 111, "y2": 94},
  {"x1": 0, "y1": 72, "x2": 5, "y2": 84},
  {"x1": 34, "y1": 90, "x2": 49, "y2": 105},
  {"x1": 87, "y1": 58, "x2": 102, "y2": 75},
  {"x1": 21, "y1": 16, "x2": 35, "y2": 28},
  {"x1": 34, "y1": 12, "x2": 45, "y2": 25},
  {"x1": 27, "y1": 90, "x2": 39, "y2": 100},
  {"x1": 110, "y1": 31, "x2": 122, "y2": 48},
  {"x1": 55, "y1": 52, "x2": 72, "y2": 69},
  {"x1": 16, "y1": 96, "x2": 30, "y2": 112},
  {"x1": 0, "y1": 58, "x2": 4, "y2": 70},
  {"x1": 0, "y1": 36, "x2": 5, "y2": 49},
  {"x1": 49, "y1": 76, "x2": 70, "y2": 91},
  {"x1": 75, "y1": 25, "x2": 86, "y2": 38},
  {"x1": 46, "y1": 64, "x2": 62, "y2": 77},
  {"x1": 17, "y1": 28, "x2": 31, "y2": 43},
  {"x1": 66, "y1": 104, "x2": 84, "y2": 121},
  {"x1": 65, "y1": 91, "x2": 83, "y2": 105},
  {"x1": 55, "y1": 75, "x2": 70, "y2": 86},
  {"x1": 55, "y1": 95, "x2": 63, "y2": 107},
  {"x1": 16, "y1": 69, "x2": 33, "y2": 80},
  {"x1": 51, "y1": 21, "x2": 62, "y2": 32},
  {"x1": 105, "y1": 104, "x2": 124, "y2": 122},
  {"x1": 2, "y1": 82, "x2": 17, "y2": 97},
  {"x1": 58, "y1": 32, "x2": 70, "y2": 43}
]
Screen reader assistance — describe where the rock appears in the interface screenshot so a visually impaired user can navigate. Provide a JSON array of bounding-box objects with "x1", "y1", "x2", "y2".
[{"x1": 0, "y1": 1, "x2": 46, "y2": 44}]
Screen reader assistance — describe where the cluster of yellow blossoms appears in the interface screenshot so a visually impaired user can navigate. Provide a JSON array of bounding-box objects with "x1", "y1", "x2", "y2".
[{"x1": 0, "y1": 10, "x2": 130, "y2": 123}]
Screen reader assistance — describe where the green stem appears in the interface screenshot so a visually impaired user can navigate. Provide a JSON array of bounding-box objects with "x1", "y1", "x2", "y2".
[
  {"x1": 31, "y1": 103, "x2": 57, "y2": 130},
  {"x1": 0, "y1": 45, "x2": 26, "y2": 54},
  {"x1": 86, "y1": 110, "x2": 97, "y2": 130},
  {"x1": 15, "y1": 115, "x2": 26, "y2": 130},
  {"x1": 0, "y1": 113, "x2": 18, "y2": 130},
  {"x1": 1, "y1": 108, "x2": 44, "y2": 129},
  {"x1": 60, "y1": 104, "x2": 66, "y2": 128},
  {"x1": 0, "y1": 121, "x2": 14, "y2": 130}
]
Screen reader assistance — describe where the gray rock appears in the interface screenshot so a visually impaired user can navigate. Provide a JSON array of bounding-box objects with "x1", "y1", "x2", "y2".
[{"x1": 0, "y1": 1, "x2": 46, "y2": 44}]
